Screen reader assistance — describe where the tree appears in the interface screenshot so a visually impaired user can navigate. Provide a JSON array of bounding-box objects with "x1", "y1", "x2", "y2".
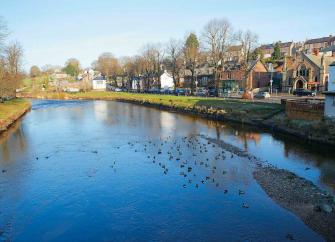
[
  {"x1": 1, "y1": 42, "x2": 24, "y2": 98},
  {"x1": 184, "y1": 33, "x2": 200, "y2": 94},
  {"x1": 30, "y1": 65, "x2": 41, "y2": 78},
  {"x1": 141, "y1": 43, "x2": 164, "y2": 91},
  {"x1": 272, "y1": 42, "x2": 281, "y2": 60},
  {"x1": 94, "y1": 53, "x2": 120, "y2": 84},
  {"x1": 63, "y1": 58, "x2": 80, "y2": 77},
  {"x1": 202, "y1": 18, "x2": 233, "y2": 96},
  {"x1": 0, "y1": 17, "x2": 8, "y2": 50},
  {"x1": 166, "y1": 39, "x2": 183, "y2": 90},
  {"x1": 235, "y1": 30, "x2": 258, "y2": 62}
]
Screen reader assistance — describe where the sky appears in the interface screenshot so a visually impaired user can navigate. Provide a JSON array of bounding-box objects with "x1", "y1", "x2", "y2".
[{"x1": 1, "y1": 0, "x2": 334, "y2": 70}]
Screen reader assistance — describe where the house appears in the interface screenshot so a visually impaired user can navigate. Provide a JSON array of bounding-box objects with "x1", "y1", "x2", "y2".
[
  {"x1": 160, "y1": 70, "x2": 174, "y2": 90},
  {"x1": 259, "y1": 42, "x2": 294, "y2": 58},
  {"x1": 282, "y1": 52, "x2": 335, "y2": 92},
  {"x1": 223, "y1": 45, "x2": 244, "y2": 62},
  {"x1": 218, "y1": 59, "x2": 271, "y2": 92},
  {"x1": 92, "y1": 76, "x2": 107, "y2": 90},
  {"x1": 304, "y1": 35, "x2": 335, "y2": 54},
  {"x1": 180, "y1": 66, "x2": 215, "y2": 89},
  {"x1": 324, "y1": 62, "x2": 335, "y2": 118}
]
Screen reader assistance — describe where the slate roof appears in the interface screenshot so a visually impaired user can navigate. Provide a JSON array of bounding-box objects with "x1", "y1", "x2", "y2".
[{"x1": 305, "y1": 36, "x2": 335, "y2": 45}]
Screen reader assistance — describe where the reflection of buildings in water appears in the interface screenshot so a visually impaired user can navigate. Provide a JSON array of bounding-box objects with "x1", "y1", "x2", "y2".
[
  {"x1": 93, "y1": 101, "x2": 109, "y2": 122},
  {"x1": 160, "y1": 112, "x2": 176, "y2": 136},
  {"x1": 0, "y1": 119, "x2": 27, "y2": 163}
]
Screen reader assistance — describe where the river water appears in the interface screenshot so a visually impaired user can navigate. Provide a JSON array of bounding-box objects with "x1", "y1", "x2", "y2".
[{"x1": 0, "y1": 99, "x2": 334, "y2": 242}]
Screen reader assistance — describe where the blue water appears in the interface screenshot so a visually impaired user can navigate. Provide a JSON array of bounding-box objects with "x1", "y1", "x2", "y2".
[{"x1": 0, "y1": 99, "x2": 332, "y2": 242}]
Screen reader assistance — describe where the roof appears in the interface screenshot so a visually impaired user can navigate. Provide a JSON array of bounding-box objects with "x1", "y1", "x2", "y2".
[
  {"x1": 227, "y1": 45, "x2": 243, "y2": 52},
  {"x1": 93, "y1": 76, "x2": 106, "y2": 81},
  {"x1": 303, "y1": 53, "x2": 335, "y2": 71},
  {"x1": 305, "y1": 36, "x2": 334, "y2": 45}
]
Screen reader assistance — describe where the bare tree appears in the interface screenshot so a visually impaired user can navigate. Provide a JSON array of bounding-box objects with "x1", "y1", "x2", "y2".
[
  {"x1": 166, "y1": 39, "x2": 183, "y2": 90},
  {"x1": 0, "y1": 17, "x2": 8, "y2": 50},
  {"x1": 4, "y1": 42, "x2": 23, "y2": 76},
  {"x1": 202, "y1": 18, "x2": 233, "y2": 96},
  {"x1": 94, "y1": 53, "x2": 121, "y2": 85},
  {"x1": 235, "y1": 30, "x2": 258, "y2": 63},
  {"x1": 0, "y1": 42, "x2": 24, "y2": 98}
]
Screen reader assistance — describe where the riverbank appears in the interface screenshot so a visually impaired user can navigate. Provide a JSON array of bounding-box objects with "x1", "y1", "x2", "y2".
[
  {"x1": 18, "y1": 91, "x2": 335, "y2": 146},
  {"x1": 0, "y1": 99, "x2": 31, "y2": 133},
  {"x1": 203, "y1": 134, "x2": 335, "y2": 241}
]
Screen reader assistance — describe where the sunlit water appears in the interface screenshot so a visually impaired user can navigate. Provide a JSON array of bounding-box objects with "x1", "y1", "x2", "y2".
[{"x1": 1, "y1": 99, "x2": 334, "y2": 242}]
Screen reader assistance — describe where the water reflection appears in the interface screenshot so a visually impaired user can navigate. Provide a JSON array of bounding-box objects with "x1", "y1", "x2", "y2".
[
  {"x1": 0, "y1": 100, "x2": 332, "y2": 241},
  {"x1": 0, "y1": 119, "x2": 27, "y2": 162}
]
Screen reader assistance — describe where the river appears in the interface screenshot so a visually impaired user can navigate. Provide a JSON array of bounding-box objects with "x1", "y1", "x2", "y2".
[{"x1": 0, "y1": 99, "x2": 334, "y2": 241}]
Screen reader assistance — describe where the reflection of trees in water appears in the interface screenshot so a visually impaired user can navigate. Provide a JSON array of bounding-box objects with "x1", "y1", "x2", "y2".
[
  {"x1": 0, "y1": 119, "x2": 27, "y2": 163},
  {"x1": 92, "y1": 101, "x2": 335, "y2": 190}
]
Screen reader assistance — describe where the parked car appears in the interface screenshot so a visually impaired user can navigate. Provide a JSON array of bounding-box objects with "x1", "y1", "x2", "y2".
[
  {"x1": 208, "y1": 88, "x2": 216, "y2": 97},
  {"x1": 293, "y1": 88, "x2": 316, "y2": 97},
  {"x1": 196, "y1": 88, "x2": 207, "y2": 97},
  {"x1": 255, "y1": 91, "x2": 271, "y2": 99},
  {"x1": 148, "y1": 88, "x2": 160, "y2": 94},
  {"x1": 176, "y1": 88, "x2": 186, "y2": 96},
  {"x1": 114, "y1": 87, "x2": 122, "y2": 92}
]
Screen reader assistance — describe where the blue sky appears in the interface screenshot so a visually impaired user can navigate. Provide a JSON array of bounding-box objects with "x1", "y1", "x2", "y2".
[{"x1": 1, "y1": 0, "x2": 334, "y2": 70}]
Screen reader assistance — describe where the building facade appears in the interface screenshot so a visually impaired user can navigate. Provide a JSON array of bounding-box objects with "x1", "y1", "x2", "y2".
[
  {"x1": 259, "y1": 42, "x2": 294, "y2": 58},
  {"x1": 282, "y1": 52, "x2": 335, "y2": 92},
  {"x1": 304, "y1": 35, "x2": 335, "y2": 54}
]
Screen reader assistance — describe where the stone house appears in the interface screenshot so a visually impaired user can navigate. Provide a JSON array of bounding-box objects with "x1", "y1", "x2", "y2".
[
  {"x1": 282, "y1": 52, "x2": 335, "y2": 92},
  {"x1": 304, "y1": 35, "x2": 335, "y2": 54},
  {"x1": 223, "y1": 45, "x2": 244, "y2": 62},
  {"x1": 259, "y1": 42, "x2": 294, "y2": 58},
  {"x1": 180, "y1": 66, "x2": 215, "y2": 89}
]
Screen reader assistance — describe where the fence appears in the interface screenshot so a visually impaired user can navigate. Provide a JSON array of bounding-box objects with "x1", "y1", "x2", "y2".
[{"x1": 285, "y1": 98, "x2": 324, "y2": 120}]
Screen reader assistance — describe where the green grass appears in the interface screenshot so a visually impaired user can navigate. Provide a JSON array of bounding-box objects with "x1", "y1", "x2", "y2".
[
  {"x1": 65, "y1": 91, "x2": 283, "y2": 120},
  {"x1": 20, "y1": 91, "x2": 283, "y2": 120},
  {"x1": 0, "y1": 99, "x2": 31, "y2": 130}
]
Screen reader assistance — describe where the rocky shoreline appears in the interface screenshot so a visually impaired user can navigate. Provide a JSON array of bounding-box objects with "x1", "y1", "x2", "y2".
[
  {"x1": 202, "y1": 134, "x2": 335, "y2": 241},
  {"x1": 254, "y1": 167, "x2": 335, "y2": 242}
]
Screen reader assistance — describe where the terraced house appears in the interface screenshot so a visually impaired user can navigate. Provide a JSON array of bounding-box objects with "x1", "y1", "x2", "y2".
[
  {"x1": 304, "y1": 35, "x2": 335, "y2": 54},
  {"x1": 259, "y1": 41, "x2": 294, "y2": 58}
]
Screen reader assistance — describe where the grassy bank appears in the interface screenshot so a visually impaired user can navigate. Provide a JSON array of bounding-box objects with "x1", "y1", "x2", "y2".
[
  {"x1": 0, "y1": 99, "x2": 31, "y2": 132},
  {"x1": 18, "y1": 91, "x2": 335, "y2": 145},
  {"x1": 20, "y1": 91, "x2": 283, "y2": 122}
]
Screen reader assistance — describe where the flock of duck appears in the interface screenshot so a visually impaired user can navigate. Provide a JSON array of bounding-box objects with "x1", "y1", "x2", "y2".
[{"x1": 125, "y1": 135, "x2": 251, "y2": 209}]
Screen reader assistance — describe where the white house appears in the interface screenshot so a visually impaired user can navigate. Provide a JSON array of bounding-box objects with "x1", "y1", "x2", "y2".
[
  {"x1": 324, "y1": 62, "x2": 335, "y2": 118},
  {"x1": 160, "y1": 70, "x2": 174, "y2": 90},
  {"x1": 92, "y1": 76, "x2": 107, "y2": 90}
]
